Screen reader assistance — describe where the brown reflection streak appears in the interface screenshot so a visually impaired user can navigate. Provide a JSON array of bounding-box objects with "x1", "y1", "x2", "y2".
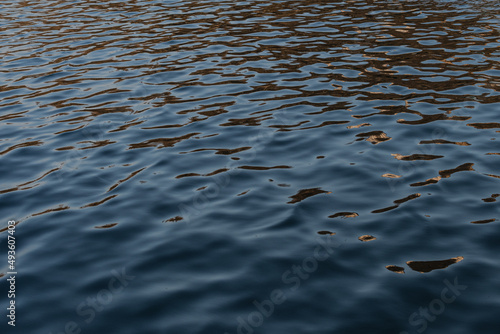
[
  {"x1": 55, "y1": 146, "x2": 75, "y2": 151},
  {"x1": 108, "y1": 167, "x2": 147, "y2": 192},
  {"x1": 329, "y1": 212, "x2": 359, "y2": 219},
  {"x1": 355, "y1": 131, "x2": 391, "y2": 144},
  {"x1": 410, "y1": 177, "x2": 441, "y2": 187},
  {"x1": 392, "y1": 154, "x2": 443, "y2": 161},
  {"x1": 0, "y1": 220, "x2": 19, "y2": 233},
  {"x1": 78, "y1": 140, "x2": 116, "y2": 150},
  {"x1": 269, "y1": 121, "x2": 310, "y2": 130},
  {"x1": 205, "y1": 168, "x2": 229, "y2": 176},
  {"x1": 318, "y1": 231, "x2": 336, "y2": 235},
  {"x1": 359, "y1": 235, "x2": 376, "y2": 242},
  {"x1": 439, "y1": 163, "x2": 475, "y2": 178},
  {"x1": 164, "y1": 216, "x2": 183, "y2": 223},
  {"x1": 419, "y1": 139, "x2": 470, "y2": 146},
  {"x1": 471, "y1": 219, "x2": 496, "y2": 224},
  {"x1": 351, "y1": 105, "x2": 469, "y2": 126},
  {"x1": 109, "y1": 120, "x2": 145, "y2": 133},
  {"x1": 0, "y1": 141, "x2": 43, "y2": 156},
  {"x1": 288, "y1": 188, "x2": 330, "y2": 204},
  {"x1": 32, "y1": 205, "x2": 70, "y2": 217},
  {"x1": 220, "y1": 115, "x2": 273, "y2": 127},
  {"x1": 406, "y1": 256, "x2": 464, "y2": 273},
  {"x1": 81, "y1": 195, "x2": 118, "y2": 208},
  {"x1": 482, "y1": 194, "x2": 500, "y2": 202},
  {"x1": 239, "y1": 165, "x2": 292, "y2": 171},
  {"x1": 397, "y1": 114, "x2": 470, "y2": 125},
  {"x1": 372, "y1": 193, "x2": 421, "y2": 213},
  {"x1": 382, "y1": 173, "x2": 401, "y2": 178},
  {"x1": 297, "y1": 120, "x2": 350, "y2": 130},
  {"x1": 0, "y1": 167, "x2": 60, "y2": 195},
  {"x1": 94, "y1": 223, "x2": 118, "y2": 229},
  {"x1": 54, "y1": 125, "x2": 85, "y2": 135},
  {"x1": 177, "y1": 101, "x2": 235, "y2": 115},
  {"x1": 347, "y1": 123, "x2": 371, "y2": 129},
  {"x1": 176, "y1": 173, "x2": 201, "y2": 179},
  {"x1": 410, "y1": 163, "x2": 475, "y2": 187},
  {"x1": 141, "y1": 124, "x2": 183, "y2": 130},
  {"x1": 181, "y1": 147, "x2": 251, "y2": 155},
  {"x1": 305, "y1": 101, "x2": 352, "y2": 116},
  {"x1": 176, "y1": 168, "x2": 229, "y2": 179},
  {"x1": 394, "y1": 193, "x2": 421, "y2": 204},
  {"x1": 467, "y1": 122, "x2": 500, "y2": 129},
  {"x1": 128, "y1": 133, "x2": 200, "y2": 149},
  {"x1": 0, "y1": 110, "x2": 27, "y2": 122},
  {"x1": 386, "y1": 265, "x2": 405, "y2": 274}
]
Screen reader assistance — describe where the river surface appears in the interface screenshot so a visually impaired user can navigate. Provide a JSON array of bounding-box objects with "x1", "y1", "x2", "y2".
[{"x1": 1, "y1": 0, "x2": 499, "y2": 333}]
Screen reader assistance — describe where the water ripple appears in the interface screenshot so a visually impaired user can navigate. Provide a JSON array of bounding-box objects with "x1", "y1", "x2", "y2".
[{"x1": 1, "y1": 1, "x2": 499, "y2": 333}]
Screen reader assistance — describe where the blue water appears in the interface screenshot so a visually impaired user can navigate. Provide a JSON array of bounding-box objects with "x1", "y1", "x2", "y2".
[{"x1": 1, "y1": 0, "x2": 499, "y2": 333}]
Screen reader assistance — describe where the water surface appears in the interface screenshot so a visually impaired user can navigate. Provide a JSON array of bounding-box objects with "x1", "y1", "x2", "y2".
[{"x1": 0, "y1": 0, "x2": 499, "y2": 333}]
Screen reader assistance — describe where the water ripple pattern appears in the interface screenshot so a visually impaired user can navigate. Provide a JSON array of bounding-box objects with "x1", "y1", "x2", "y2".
[{"x1": 0, "y1": 1, "x2": 499, "y2": 333}]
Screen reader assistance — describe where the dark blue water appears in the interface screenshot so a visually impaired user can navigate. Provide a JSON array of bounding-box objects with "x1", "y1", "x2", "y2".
[{"x1": 1, "y1": 0, "x2": 499, "y2": 333}]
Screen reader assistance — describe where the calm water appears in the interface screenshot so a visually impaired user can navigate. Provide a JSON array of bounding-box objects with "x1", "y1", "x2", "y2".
[{"x1": 1, "y1": 0, "x2": 499, "y2": 333}]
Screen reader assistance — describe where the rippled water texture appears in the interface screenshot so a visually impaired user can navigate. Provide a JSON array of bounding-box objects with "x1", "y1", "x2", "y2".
[{"x1": 1, "y1": 0, "x2": 499, "y2": 333}]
